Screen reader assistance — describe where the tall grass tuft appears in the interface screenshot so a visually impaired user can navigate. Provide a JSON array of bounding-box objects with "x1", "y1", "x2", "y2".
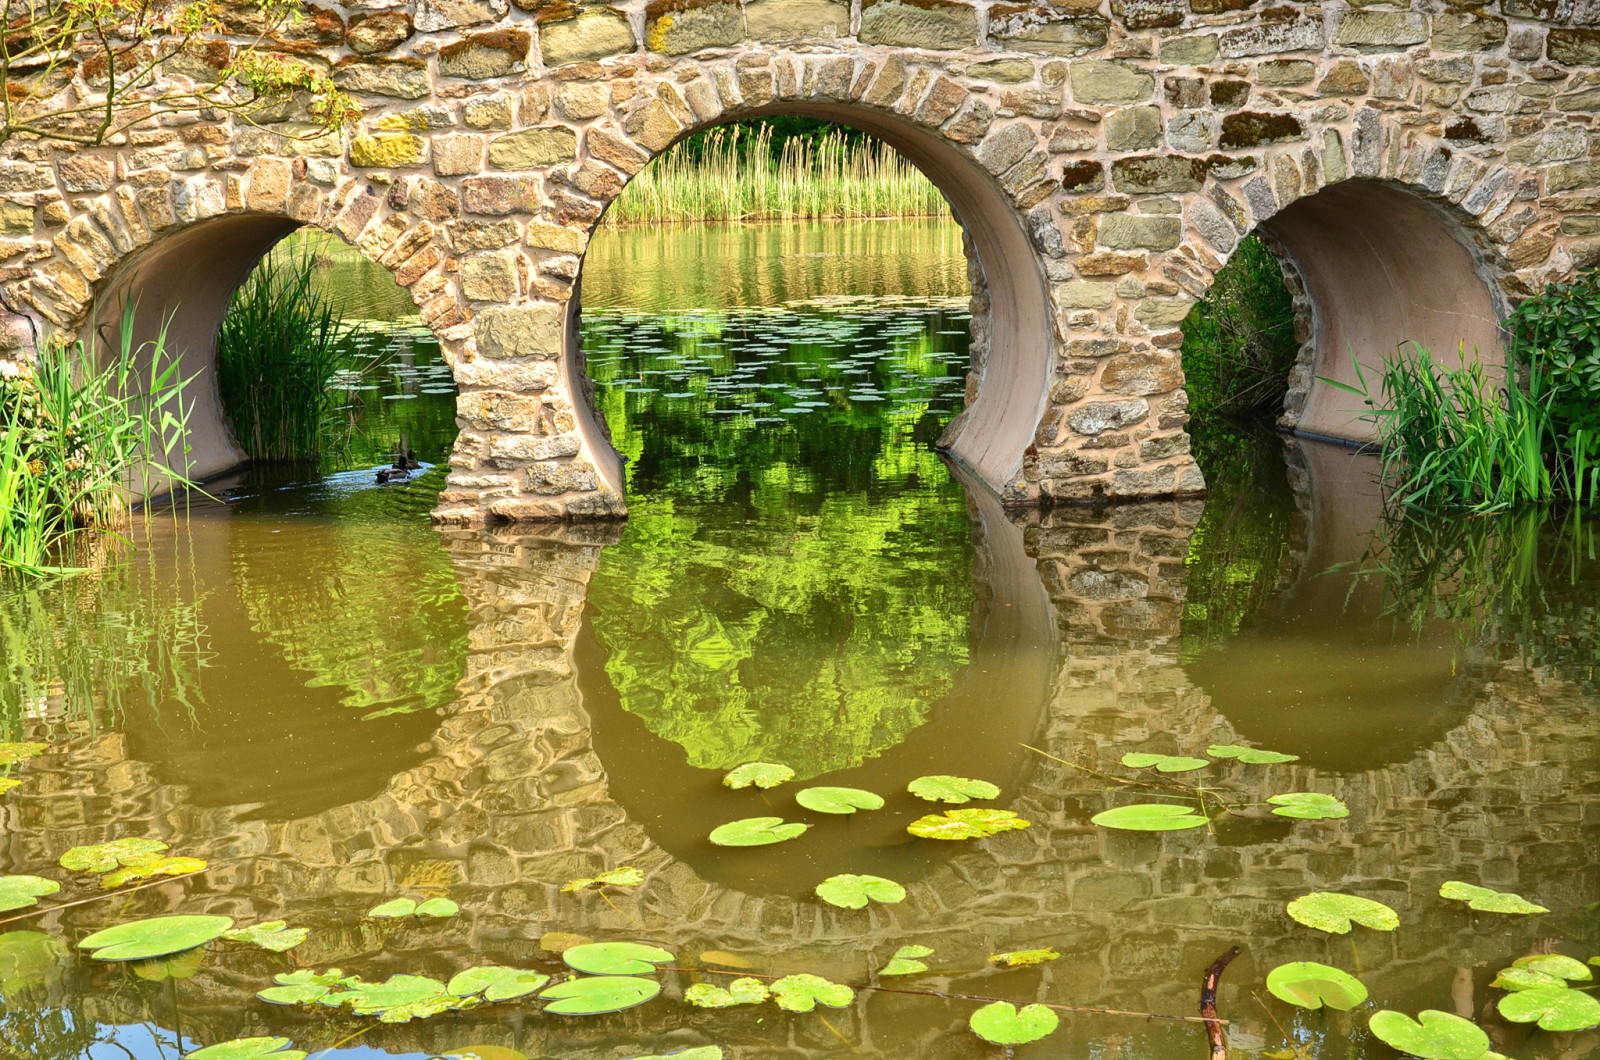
[
  {"x1": 604, "y1": 124, "x2": 949, "y2": 225},
  {"x1": 1325, "y1": 342, "x2": 1594, "y2": 511},
  {"x1": 1181, "y1": 235, "x2": 1301, "y2": 416},
  {"x1": 0, "y1": 304, "x2": 195, "y2": 577},
  {"x1": 217, "y1": 245, "x2": 344, "y2": 462}
]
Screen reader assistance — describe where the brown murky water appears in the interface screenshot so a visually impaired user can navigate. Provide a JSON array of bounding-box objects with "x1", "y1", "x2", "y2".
[{"x1": 4, "y1": 221, "x2": 1600, "y2": 1060}]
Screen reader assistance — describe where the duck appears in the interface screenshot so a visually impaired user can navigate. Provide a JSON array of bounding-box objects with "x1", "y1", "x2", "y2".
[
  {"x1": 375, "y1": 466, "x2": 409, "y2": 484},
  {"x1": 392, "y1": 447, "x2": 423, "y2": 471}
]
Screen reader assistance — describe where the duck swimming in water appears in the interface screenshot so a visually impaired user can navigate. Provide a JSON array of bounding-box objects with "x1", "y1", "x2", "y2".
[
  {"x1": 375, "y1": 466, "x2": 409, "y2": 484},
  {"x1": 393, "y1": 447, "x2": 422, "y2": 471}
]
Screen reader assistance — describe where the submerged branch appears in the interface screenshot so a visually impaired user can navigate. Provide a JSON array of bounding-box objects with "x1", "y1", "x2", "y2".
[{"x1": 1200, "y1": 946, "x2": 1242, "y2": 1060}]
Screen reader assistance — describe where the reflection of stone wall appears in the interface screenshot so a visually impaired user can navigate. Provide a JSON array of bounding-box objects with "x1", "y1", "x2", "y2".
[{"x1": 5, "y1": 509, "x2": 1600, "y2": 1057}]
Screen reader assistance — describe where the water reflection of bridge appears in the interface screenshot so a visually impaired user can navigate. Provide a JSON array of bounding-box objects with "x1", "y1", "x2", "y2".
[{"x1": 5, "y1": 441, "x2": 1599, "y2": 1059}]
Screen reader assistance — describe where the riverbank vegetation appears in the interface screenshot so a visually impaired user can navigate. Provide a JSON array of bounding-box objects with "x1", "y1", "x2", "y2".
[
  {"x1": 1333, "y1": 270, "x2": 1600, "y2": 511},
  {"x1": 0, "y1": 309, "x2": 194, "y2": 577},
  {"x1": 604, "y1": 120, "x2": 947, "y2": 225},
  {"x1": 1180, "y1": 235, "x2": 1301, "y2": 417},
  {"x1": 217, "y1": 247, "x2": 346, "y2": 463}
]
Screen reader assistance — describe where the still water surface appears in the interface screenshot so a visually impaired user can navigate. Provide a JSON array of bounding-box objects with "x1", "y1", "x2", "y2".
[{"x1": 4, "y1": 221, "x2": 1600, "y2": 1059}]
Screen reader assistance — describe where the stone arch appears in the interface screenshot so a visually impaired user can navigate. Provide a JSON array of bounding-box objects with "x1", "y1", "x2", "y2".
[
  {"x1": 562, "y1": 96, "x2": 1057, "y2": 505},
  {"x1": 20, "y1": 164, "x2": 468, "y2": 485}
]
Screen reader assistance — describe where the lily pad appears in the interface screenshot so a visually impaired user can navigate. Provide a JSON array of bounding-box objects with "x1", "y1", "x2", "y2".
[
  {"x1": 257, "y1": 968, "x2": 358, "y2": 1005},
  {"x1": 186, "y1": 1038, "x2": 307, "y2": 1060},
  {"x1": 328, "y1": 974, "x2": 462, "y2": 1022},
  {"x1": 60, "y1": 838, "x2": 167, "y2": 874},
  {"x1": 563, "y1": 942, "x2": 675, "y2": 976},
  {"x1": 989, "y1": 948, "x2": 1059, "y2": 968},
  {"x1": 722, "y1": 762, "x2": 794, "y2": 790},
  {"x1": 1207, "y1": 744, "x2": 1299, "y2": 764},
  {"x1": 79, "y1": 914, "x2": 234, "y2": 961},
  {"x1": 1491, "y1": 966, "x2": 1568, "y2": 991},
  {"x1": 1439, "y1": 881, "x2": 1548, "y2": 915},
  {"x1": 540, "y1": 975, "x2": 661, "y2": 1015},
  {"x1": 1090, "y1": 803, "x2": 1208, "y2": 832},
  {"x1": 0, "y1": 931, "x2": 67, "y2": 994},
  {"x1": 1265, "y1": 962, "x2": 1368, "y2": 1010},
  {"x1": 1121, "y1": 752, "x2": 1209, "y2": 773},
  {"x1": 1286, "y1": 893, "x2": 1399, "y2": 934},
  {"x1": 771, "y1": 973, "x2": 853, "y2": 1012},
  {"x1": 0, "y1": 778, "x2": 17, "y2": 795},
  {"x1": 563, "y1": 867, "x2": 645, "y2": 893},
  {"x1": 1498, "y1": 987, "x2": 1600, "y2": 1031},
  {"x1": 1511, "y1": 953, "x2": 1592, "y2": 982},
  {"x1": 815, "y1": 874, "x2": 905, "y2": 910},
  {"x1": 969, "y1": 1001, "x2": 1059, "y2": 1046},
  {"x1": 132, "y1": 949, "x2": 205, "y2": 982},
  {"x1": 447, "y1": 966, "x2": 550, "y2": 1002},
  {"x1": 367, "y1": 898, "x2": 416, "y2": 919},
  {"x1": 1368, "y1": 1010, "x2": 1490, "y2": 1060},
  {"x1": 880, "y1": 945, "x2": 933, "y2": 976},
  {"x1": 906, "y1": 808, "x2": 1031, "y2": 840},
  {"x1": 709, "y1": 817, "x2": 809, "y2": 847},
  {"x1": 795, "y1": 786, "x2": 884, "y2": 815},
  {"x1": 626, "y1": 1048, "x2": 722, "y2": 1060},
  {"x1": 1267, "y1": 793, "x2": 1350, "y2": 821},
  {"x1": 222, "y1": 921, "x2": 307, "y2": 953},
  {"x1": 906, "y1": 776, "x2": 999, "y2": 804},
  {"x1": 0, "y1": 875, "x2": 60, "y2": 913},
  {"x1": 684, "y1": 977, "x2": 769, "y2": 1008},
  {"x1": 101, "y1": 856, "x2": 207, "y2": 890},
  {"x1": 0, "y1": 742, "x2": 46, "y2": 766},
  {"x1": 416, "y1": 898, "x2": 459, "y2": 919}
]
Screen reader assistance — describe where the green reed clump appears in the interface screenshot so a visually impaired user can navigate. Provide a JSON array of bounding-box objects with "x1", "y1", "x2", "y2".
[
  {"x1": 604, "y1": 123, "x2": 949, "y2": 224},
  {"x1": 1181, "y1": 234, "x2": 1301, "y2": 416},
  {"x1": 217, "y1": 245, "x2": 344, "y2": 462},
  {"x1": 1, "y1": 305, "x2": 195, "y2": 576}
]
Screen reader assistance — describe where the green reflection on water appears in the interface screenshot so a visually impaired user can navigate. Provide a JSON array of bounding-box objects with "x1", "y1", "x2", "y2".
[{"x1": 583, "y1": 299, "x2": 977, "y2": 778}]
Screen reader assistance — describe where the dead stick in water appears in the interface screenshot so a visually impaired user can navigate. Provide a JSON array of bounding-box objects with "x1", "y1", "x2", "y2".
[{"x1": 1200, "y1": 946, "x2": 1241, "y2": 1060}]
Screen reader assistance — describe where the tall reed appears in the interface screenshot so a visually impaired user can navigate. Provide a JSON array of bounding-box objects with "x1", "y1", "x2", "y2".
[
  {"x1": 217, "y1": 245, "x2": 344, "y2": 462},
  {"x1": 0, "y1": 303, "x2": 196, "y2": 576},
  {"x1": 604, "y1": 124, "x2": 949, "y2": 225}
]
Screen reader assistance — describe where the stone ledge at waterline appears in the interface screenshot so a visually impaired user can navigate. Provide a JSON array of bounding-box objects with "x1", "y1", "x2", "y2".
[{"x1": 4, "y1": 0, "x2": 1592, "y2": 522}]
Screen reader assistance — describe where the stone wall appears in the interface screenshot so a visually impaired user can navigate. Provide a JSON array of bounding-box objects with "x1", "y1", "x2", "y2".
[{"x1": 0, "y1": 0, "x2": 1596, "y2": 517}]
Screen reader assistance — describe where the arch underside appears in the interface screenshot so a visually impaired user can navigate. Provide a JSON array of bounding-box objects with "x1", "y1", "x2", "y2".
[{"x1": 1263, "y1": 181, "x2": 1508, "y2": 445}]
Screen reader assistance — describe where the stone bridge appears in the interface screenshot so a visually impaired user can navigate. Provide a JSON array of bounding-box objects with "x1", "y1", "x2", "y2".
[{"x1": 2, "y1": 0, "x2": 1596, "y2": 519}]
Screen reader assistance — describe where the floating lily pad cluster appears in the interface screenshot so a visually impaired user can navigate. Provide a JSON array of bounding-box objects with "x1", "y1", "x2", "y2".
[
  {"x1": 1088, "y1": 742, "x2": 1347, "y2": 832},
  {"x1": 683, "y1": 972, "x2": 854, "y2": 1013},
  {"x1": 562, "y1": 867, "x2": 645, "y2": 893},
  {"x1": 59, "y1": 838, "x2": 207, "y2": 890},
  {"x1": 366, "y1": 896, "x2": 459, "y2": 919}
]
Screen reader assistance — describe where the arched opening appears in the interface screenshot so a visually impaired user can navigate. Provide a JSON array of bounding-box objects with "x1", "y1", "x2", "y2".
[
  {"x1": 1259, "y1": 180, "x2": 1508, "y2": 445},
  {"x1": 567, "y1": 105, "x2": 1054, "y2": 502}
]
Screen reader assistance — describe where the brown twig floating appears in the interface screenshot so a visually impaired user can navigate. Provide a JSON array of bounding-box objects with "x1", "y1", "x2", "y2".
[{"x1": 1200, "y1": 946, "x2": 1242, "y2": 1060}]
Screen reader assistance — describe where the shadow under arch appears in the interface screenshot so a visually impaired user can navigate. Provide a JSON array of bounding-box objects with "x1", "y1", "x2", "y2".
[
  {"x1": 566, "y1": 104, "x2": 1054, "y2": 504},
  {"x1": 78, "y1": 213, "x2": 451, "y2": 486},
  {"x1": 1256, "y1": 179, "x2": 1510, "y2": 445}
]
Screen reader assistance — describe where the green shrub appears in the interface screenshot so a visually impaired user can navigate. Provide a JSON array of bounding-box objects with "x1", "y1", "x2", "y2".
[
  {"x1": 1, "y1": 305, "x2": 195, "y2": 576},
  {"x1": 217, "y1": 244, "x2": 344, "y2": 462},
  {"x1": 1181, "y1": 235, "x2": 1301, "y2": 416}
]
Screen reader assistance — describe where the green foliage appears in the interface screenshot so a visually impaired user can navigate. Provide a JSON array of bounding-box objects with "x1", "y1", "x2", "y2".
[
  {"x1": 1121, "y1": 752, "x2": 1209, "y2": 773},
  {"x1": 1090, "y1": 803, "x2": 1208, "y2": 832},
  {"x1": 217, "y1": 244, "x2": 346, "y2": 463},
  {"x1": 1367, "y1": 1010, "x2": 1493, "y2": 1060},
  {"x1": 1181, "y1": 235, "x2": 1301, "y2": 416},
  {"x1": 446, "y1": 967, "x2": 551, "y2": 1002},
  {"x1": 78, "y1": 915, "x2": 233, "y2": 961},
  {"x1": 1508, "y1": 265, "x2": 1600, "y2": 483},
  {"x1": 0, "y1": 743, "x2": 46, "y2": 765},
  {"x1": 1266, "y1": 793, "x2": 1349, "y2": 820},
  {"x1": 795, "y1": 786, "x2": 884, "y2": 814},
  {"x1": 770, "y1": 973, "x2": 853, "y2": 1012},
  {"x1": 0, "y1": 875, "x2": 59, "y2": 913},
  {"x1": 60, "y1": 838, "x2": 167, "y2": 873},
  {"x1": 708, "y1": 817, "x2": 809, "y2": 847},
  {"x1": 185, "y1": 1037, "x2": 306, "y2": 1060},
  {"x1": 968, "y1": 1002, "x2": 1059, "y2": 1046},
  {"x1": 1265, "y1": 962, "x2": 1367, "y2": 1010},
  {"x1": 721, "y1": 762, "x2": 794, "y2": 789},
  {"x1": 1208, "y1": 744, "x2": 1299, "y2": 764},
  {"x1": 879, "y1": 945, "x2": 933, "y2": 976},
  {"x1": 988, "y1": 948, "x2": 1059, "y2": 968},
  {"x1": 1498, "y1": 988, "x2": 1600, "y2": 1032},
  {"x1": 1439, "y1": 881, "x2": 1548, "y2": 915},
  {"x1": 221, "y1": 922, "x2": 308, "y2": 953},
  {"x1": 562, "y1": 942, "x2": 674, "y2": 976},
  {"x1": 906, "y1": 808, "x2": 1030, "y2": 840},
  {"x1": 257, "y1": 968, "x2": 357, "y2": 1005},
  {"x1": 814, "y1": 874, "x2": 905, "y2": 909},
  {"x1": 684, "y1": 978, "x2": 768, "y2": 1008},
  {"x1": 1285, "y1": 893, "x2": 1398, "y2": 935},
  {"x1": 540, "y1": 975, "x2": 661, "y2": 1015},
  {"x1": 606, "y1": 122, "x2": 947, "y2": 225},
  {"x1": 367, "y1": 898, "x2": 416, "y2": 919},
  {"x1": 563, "y1": 867, "x2": 645, "y2": 893},
  {"x1": 1, "y1": 306, "x2": 195, "y2": 576},
  {"x1": 906, "y1": 775, "x2": 998, "y2": 804}
]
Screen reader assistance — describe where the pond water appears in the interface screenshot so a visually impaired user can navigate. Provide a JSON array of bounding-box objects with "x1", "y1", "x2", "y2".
[{"x1": 4, "y1": 220, "x2": 1600, "y2": 1060}]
